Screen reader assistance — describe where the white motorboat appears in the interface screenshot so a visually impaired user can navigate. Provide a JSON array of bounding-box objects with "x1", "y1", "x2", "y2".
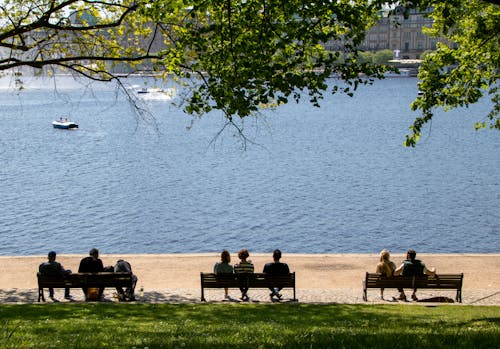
[{"x1": 52, "y1": 118, "x2": 78, "y2": 129}]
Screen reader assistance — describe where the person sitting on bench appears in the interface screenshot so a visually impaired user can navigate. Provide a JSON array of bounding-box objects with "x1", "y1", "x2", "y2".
[
  {"x1": 263, "y1": 249, "x2": 290, "y2": 301},
  {"x1": 39, "y1": 251, "x2": 72, "y2": 300},
  {"x1": 214, "y1": 250, "x2": 234, "y2": 299},
  {"x1": 114, "y1": 259, "x2": 138, "y2": 301},
  {"x1": 234, "y1": 249, "x2": 254, "y2": 301},
  {"x1": 394, "y1": 249, "x2": 436, "y2": 301},
  {"x1": 375, "y1": 249, "x2": 397, "y2": 300},
  {"x1": 78, "y1": 248, "x2": 105, "y2": 300}
]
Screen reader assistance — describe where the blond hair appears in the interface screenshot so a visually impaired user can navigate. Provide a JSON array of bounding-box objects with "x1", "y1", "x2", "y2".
[{"x1": 376, "y1": 249, "x2": 395, "y2": 277}]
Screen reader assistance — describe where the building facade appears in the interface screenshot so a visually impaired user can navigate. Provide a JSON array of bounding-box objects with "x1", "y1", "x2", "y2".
[{"x1": 324, "y1": 8, "x2": 438, "y2": 60}]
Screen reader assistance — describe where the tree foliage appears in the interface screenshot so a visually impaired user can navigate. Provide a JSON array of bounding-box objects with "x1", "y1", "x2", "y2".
[
  {"x1": 0, "y1": 0, "x2": 160, "y2": 79},
  {"x1": 149, "y1": 0, "x2": 390, "y2": 121},
  {"x1": 405, "y1": 0, "x2": 500, "y2": 146},
  {"x1": 373, "y1": 49, "x2": 394, "y2": 65},
  {"x1": 0, "y1": 1, "x2": 391, "y2": 125},
  {"x1": 0, "y1": 1, "x2": 498, "y2": 145}
]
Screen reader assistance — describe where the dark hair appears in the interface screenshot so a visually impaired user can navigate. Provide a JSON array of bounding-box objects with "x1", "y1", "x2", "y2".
[
  {"x1": 48, "y1": 251, "x2": 56, "y2": 258},
  {"x1": 407, "y1": 249, "x2": 416, "y2": 260},
  {"x1": 273, "y1": 249, "x2": 282, "y2": 260},
  {"x1": 221, "y1": 250, "x2": 231, "y2": 264},
  {"x1": 238, "y1": 249, "x2": 249, "y2": 260},
  {"x1": 89, "y1": 248, "x2": 99, "y2": 257}
]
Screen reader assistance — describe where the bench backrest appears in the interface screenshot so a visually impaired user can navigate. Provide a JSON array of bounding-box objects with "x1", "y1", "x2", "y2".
[
  {"x1": 80, "y1": 272, "x2": 133, "y2": 287},
  {"x1": 365, "y1": 273, "x2": 463, "y2": 288},
  {"x1": 38, "y1": 272, "x2": 133, "y2": 288},
  {"x1": 201, "y1": 272, "x2": 295, "y2": 288}
]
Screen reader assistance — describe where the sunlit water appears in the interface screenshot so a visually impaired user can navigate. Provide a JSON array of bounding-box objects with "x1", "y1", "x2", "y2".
[{"x1": 0, "y1": 75, "x2": 498, "y2": 255}]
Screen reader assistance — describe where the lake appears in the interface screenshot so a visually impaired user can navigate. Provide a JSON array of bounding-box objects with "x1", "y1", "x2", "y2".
[{"x1": 0, "y1": 76, "x2": 498, "y2": 255}]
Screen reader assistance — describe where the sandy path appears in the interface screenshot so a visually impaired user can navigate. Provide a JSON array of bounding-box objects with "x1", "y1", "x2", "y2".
[{"x1": 1, "y1": 253, "x2": 498, "y2": 304}]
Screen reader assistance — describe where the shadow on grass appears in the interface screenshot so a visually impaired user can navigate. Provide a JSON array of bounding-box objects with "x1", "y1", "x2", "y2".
[{"x1": 0, "y1": 303, "x2": 497, "y2": 324}]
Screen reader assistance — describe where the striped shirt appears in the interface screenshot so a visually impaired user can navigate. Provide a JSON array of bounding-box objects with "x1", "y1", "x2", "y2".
[{"x1": 234, "y1": 261, "x2": 254, "y2": 273}]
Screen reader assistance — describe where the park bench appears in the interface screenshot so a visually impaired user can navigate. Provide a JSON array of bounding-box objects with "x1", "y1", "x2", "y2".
[
  {"x1": 37, "y1": 272, "x2": 133, "y2": 302},
  {"x1": 362, "y1": 272, "x2": 464, "y2": 302},
  {"x1": 200, "y1": 272, "x2": 297, "y2": 302}
]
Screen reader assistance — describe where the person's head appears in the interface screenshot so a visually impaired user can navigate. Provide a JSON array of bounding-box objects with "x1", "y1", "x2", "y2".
[
  {"x1": 48, "y1": 251, "x2": 56, "y2": 262},
  {"x1": 238, "y1": 249, "x2": 249, "y2": 261},
  {"x1": 407, "y1": 249, "x2": 416, "y2": 261},
  {"x1": 379, "y1": 249, "x2": 391, "y2": 263},
  {"x1": 221, "y1": 250, "x2": 231, "y2": 264},
  {"x1": 273, "y1": 249, "x2": 282, "y2": 262},
  {"x1": 89, "y1": 248, "x2": 99, "y2": 259}
]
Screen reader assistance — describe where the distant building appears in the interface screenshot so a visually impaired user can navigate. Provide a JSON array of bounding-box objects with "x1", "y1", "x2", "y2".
[{"x1": 323, "y1": 8, "x2": 440, "y2": 60}]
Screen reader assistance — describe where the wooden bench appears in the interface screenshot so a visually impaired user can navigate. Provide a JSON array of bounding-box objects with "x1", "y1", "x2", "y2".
[
  {"x1": 362, "y1": 272, "x2": 464, "y2": 302},
  {"x1": 37, "y1": 272, "x2": 133, "y2": 302},
  {"x1": 200, "y1": 272, "x2": 297, "y2": 302}
]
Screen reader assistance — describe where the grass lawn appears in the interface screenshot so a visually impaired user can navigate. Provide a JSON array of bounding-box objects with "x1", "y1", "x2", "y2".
[{"x1": 0, "y1": 303, "x2": 498, "y2": 348}]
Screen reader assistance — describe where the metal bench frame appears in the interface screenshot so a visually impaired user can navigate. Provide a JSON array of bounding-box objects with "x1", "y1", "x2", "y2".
[
  {"x1": 200, "y1": 272, "x2": 297, "y2": 302},
  {"x1": 362, "y1": 272, "x2": 464, "y2": 302},
  {"x1": 37, "y1": 272, "x2": 133, "y2": 302}
]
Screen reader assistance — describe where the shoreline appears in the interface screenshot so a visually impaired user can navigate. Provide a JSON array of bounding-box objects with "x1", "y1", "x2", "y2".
[{"x1": 1, "y1": 253, "x2": 498, "y2": 305}]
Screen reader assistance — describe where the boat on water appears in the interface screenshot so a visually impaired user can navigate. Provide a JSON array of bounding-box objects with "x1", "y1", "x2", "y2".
[
  {"x1": 136, "y1": 87, "x2": 175, "y2": 100},
  {"x1": 52, "y1": 118, "x2": 78, "y2": 129}
]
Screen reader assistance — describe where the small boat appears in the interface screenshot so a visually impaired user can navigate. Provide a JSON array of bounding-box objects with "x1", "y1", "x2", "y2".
[
  {"x1": 52, "y1": 118, "x2": 78, "y2": 129},
  {"x1": 136, "y1": 87, "x2": 175, "y2": 100}
]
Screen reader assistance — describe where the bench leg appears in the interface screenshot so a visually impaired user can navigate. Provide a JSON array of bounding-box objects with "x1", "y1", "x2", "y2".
[
  {"x1": 201, "y1": 287, "x2": 206, "y2": 302},
  {"x1": 38, "y1": 287, "x2": 45, "y2": 302}
]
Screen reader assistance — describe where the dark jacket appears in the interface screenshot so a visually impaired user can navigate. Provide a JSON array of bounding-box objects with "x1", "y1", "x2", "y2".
[
  {"x1": 39, "y1": 261, "x2": 68, "y2": 277},
  {"x1": 263, "y1": 262, "x2": 290, "y2": 274},
  {"x1": 78, "y1": 256, "x2": 104, "y2": 273},
  {"x1": 401, "y1": 259, "x2": 425, "y2": 276}
]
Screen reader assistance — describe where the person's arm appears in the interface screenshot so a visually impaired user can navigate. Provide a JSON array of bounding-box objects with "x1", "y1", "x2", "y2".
[
  {"x1": 424, "y1": 266, "x2": 436, "y2": 276},
  {"x1": 58, "y1": 263, "x2": 67, "y2": 277},
  {"x1": 393, "y1": 263, "x2": 404, "y2": 276},
  {"x1": 263, "y1": 263, "x2": 269, "y2": 273},
  {"x1": 124, "y1": 261, "x2": 132, "y2": 273},
  {"x1": 78, "y1": 259, "x2": 85, "y2": 273}
]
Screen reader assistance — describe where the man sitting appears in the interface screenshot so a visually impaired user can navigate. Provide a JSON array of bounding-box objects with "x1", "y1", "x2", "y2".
[
  {"x1": 114, "y1": 259, "x2": 138, "y2": 301},
  {"x1": 78, "y1": 248, "x2": 105, "y2": 300},
  {"x1": 394, "y1": 249, "x2": 436, "y2": 301},
  {"x1": 39, "y1": 251, "x2": 72, "y2": 300},
  {"x1": 263, "y1": 249, "x2": 290, "y2": 301}
]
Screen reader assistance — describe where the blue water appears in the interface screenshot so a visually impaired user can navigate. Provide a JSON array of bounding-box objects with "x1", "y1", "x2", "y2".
[{"x1": 0, "y1": 76, "x2": 499, "y2": 255}]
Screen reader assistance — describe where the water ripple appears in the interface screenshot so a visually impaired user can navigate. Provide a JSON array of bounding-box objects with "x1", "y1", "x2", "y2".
[{"x1": 0, "y1": 77, "x2": 499, "y2": 255}]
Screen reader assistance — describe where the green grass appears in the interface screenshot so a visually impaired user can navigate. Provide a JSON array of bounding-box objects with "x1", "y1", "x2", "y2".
[{"x1": 0, "y1": 303, "x2": 498, "y2": 348}]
